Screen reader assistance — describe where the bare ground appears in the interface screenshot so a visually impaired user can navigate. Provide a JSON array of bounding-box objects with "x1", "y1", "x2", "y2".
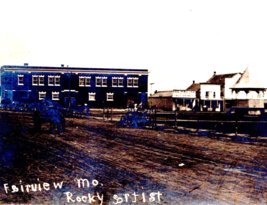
[{"x1": 1, "y1": 113, "x2": 267, "y2": 204}]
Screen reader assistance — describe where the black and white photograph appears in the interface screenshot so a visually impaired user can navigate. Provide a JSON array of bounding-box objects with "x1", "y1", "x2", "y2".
[{"x1": 1, "y1": 1, "x2": 267, "y2": 204}]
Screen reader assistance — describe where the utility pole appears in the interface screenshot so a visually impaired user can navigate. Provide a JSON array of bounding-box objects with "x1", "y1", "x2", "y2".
[{"x1": 150, "y1": 83, "x2": 155, "y2": 95}]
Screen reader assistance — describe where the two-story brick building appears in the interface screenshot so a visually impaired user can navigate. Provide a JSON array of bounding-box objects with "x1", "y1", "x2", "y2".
[{"x1": 0, "y1": 64, "x2": 148, "y2": 108}]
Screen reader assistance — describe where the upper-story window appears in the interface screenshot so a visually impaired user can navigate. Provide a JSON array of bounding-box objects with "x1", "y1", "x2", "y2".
[
  {"x1": 39, "y1": 75, "x2": 44, "y2": 85},
  {"x1": 55, "y1": 76, "x2": 60, "y2": 86},
  {"x1": 18, "y1": 75, "x2": 24, "y2": 85},
  {"x1": 96, "y1": 77, "x2": 101, "y2": 87},
  {"x1": 133, "y1": 78, "x2": 138, "y2": 87},
  {"x1": 112, "y1": 77, "x2": 124, "y2": 87},
  {"x1": 79, "y1": 76, "x2": 85, "y2": 86},
  {"x1": 33, "y1": 75, "x2": 45, "y2": 86},
  {"x1": 118, "y1": 77, "x2": 123, "y2": 87},
  {"x1": 85, "y1": 77, "x2": 91, "y2": 86},
  {"x1": 33, "y1": 75, "x2": 38, "y2": 85},
  {"x1": 127, "y1": 77, "x2": 139, "y2": 88},
  {"x1": 206, "y1": 91, "x2": 209, "y2": 98},
  {"x1": 112, "y1": 77, "x2": 118, "y2": 87},
  {"x1": 127, "y1": 78, "x2": 133, "y2": 87},
  {"x1": 102, "y1": 77, "x2": 107, "y2": 87},
  {"x1": 48, "y1": 76, "x2": 60, "y2": 86},
  {"x1": 79, "y1": 76, "x2": 91, "y2": 87},
  {"x1": 48, "y1": 76, "x2": 54, "y2": 86},
  {"x1": 96, "y1": 76, "x2": 107, "y2": 87},
  {"x1": 213, "y1": 92, "x2": 216, "y2": 98}
]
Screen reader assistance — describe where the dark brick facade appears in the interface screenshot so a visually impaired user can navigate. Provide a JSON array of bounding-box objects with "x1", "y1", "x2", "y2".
[{"x1": 0, "y1": 65, "x2": 148, "y2": 108}]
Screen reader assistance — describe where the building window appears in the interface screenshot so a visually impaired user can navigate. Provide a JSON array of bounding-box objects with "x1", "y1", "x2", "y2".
[
  {"x1": 39, "y1": 75, "x2": 44, "y2": 86},
  {"x1": 79, "y1": 76, "x2": 91, "y2": 86},
  {"x1": 127, "y1": 78, "x2": 133, "y2": 87},
  {"x1": 106, "y1": 93, "x2": 114, "y2": 101},
  {"x1": 18, "y1": 75, "x2": 24, "y2": 85},
  {"x1": 118, "y1": 78, "x2": 123, "y2": 87},
  {"x1": 206, "y1": 91, "x2": 209, "y2": 98},
  {"x1": 96, "y1": 76, "x2": 107, "y2": 87},
  {"x1": 88, "y1": 92, "x2": 96, "y2": 101},
  {"x1": 48, "y1": 75, "x2": 60, "y2": 86},
  {"x1": 48, "y1": 76, "x2": 54, "y2": 86},
  {"x1": 127, "y1": 77, "x2": 138, "y2": 87},
  {"x1": 85, "y1": 77, "x2": 91, "y2": 87},
  {"x1": 96, "y1": 77, "x2": 101, "y2": 87},
  {"x1": 133, "y1": 78, "x2": 138, "y2": 87},
  {"x1": 102, "y1": 77, "x2": 107, "y2": 87},
  {"x1": 32, "y1": 75, "x2": 38, "y2": 85},
  {"x1": 33, "y1": 75, "x2": 45, "y2": 86},
  {"x1": 112, "y1": 77, "x2": 118, "y2": 87},
  {"x1": 55, "y1": 76, "x2": 60, "y2": 86},
  {"x1": 213, "y1": 92, "x2": 216, "y2": 98},
  {"x1": 52, "y1": 92, "x2": 59, "y2": 100},
  {"x1": 112, "y1": 77, "x2": 123, "y2": 87},
  {"x1": 39, "y1": 92, "x2": 46, "y2": 100},
  {"x1": 79, "y1": 76, "x2": 85, "y2": 86}
]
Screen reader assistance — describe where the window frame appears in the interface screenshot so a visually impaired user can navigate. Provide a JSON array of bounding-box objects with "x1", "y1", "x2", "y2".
[
  {"x1": 96, "y1": 77, "x2": 101, "y2": 87},
  {"x1": 85, "y1": 77, "x2": 91, "y2": 87},
  {"x1": 118, "y1": 78, "x2": 124, "y2": 87},
  {"x1": 39, "y1": 75, "x2": 45, "y2": 86},
  {"x1": 106, "y1": 93, "x2": 114, "y2": 101},
  {"x1": 127, "y1": 78, "x2": 133, "y2": 87},
  {"x1": 39, "y1": 91, "x2": 46, "y2": 100},
  {"x1": 48, "y1": 76, "x2": 54, "y2": 86},
  {"x1": 133, "y1": 78, "x2": 139, "y2": 87},
  {"x1": 55, "y1": 76, "x2": 60, "y2": 86},
  {"x1": 52, "y1": 92, "x2": 60, "y2": 101},
  {"x1": 79, "y1": 76, "x2": 85, "y2": 87},
  {"x1": 18, "y1": 75, "x2": 24, "y2": 85},
  {"x1": 32, "y1": 75, "x2": 38, "y2": 86},
  {"x1": 205, "y1": 91, "x2": 209, "y2": 98},
  {"x1": 88, "y1": 92, "x2": 96, "y2": 101},
  {"x1": 112, "y1": 77, "x2": 118, "y2": 87},
  {"x1": 102, "y1": 77, "x2": 107, "y2": 87}
]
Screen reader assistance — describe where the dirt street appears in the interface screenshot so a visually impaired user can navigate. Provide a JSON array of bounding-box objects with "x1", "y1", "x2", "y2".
[{"x1": 1, "y1": 114, "x2": 267, "y2": 204}]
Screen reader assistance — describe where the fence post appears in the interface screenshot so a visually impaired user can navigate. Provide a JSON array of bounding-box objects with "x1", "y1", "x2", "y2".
[
  {"x1": 154, "y1": 106, "x2": 157, "y2": 129},
  {"x1": 111, "y1": 107, "x2": 113, "y2": 122},
  {"x1": 235, "y1": 119, "x2": 238, "y2": 137},
  {"x1": 103, "y1": 106, "x2": 105, "y2": 120},
  {"x1": 175, "y1": 100, "x2": 177, "y2": 129}
]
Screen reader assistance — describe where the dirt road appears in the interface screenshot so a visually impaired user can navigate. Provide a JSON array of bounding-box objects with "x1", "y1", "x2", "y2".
[{"x1": 1, "y1": 114, "x2": 267, "y2": 204}]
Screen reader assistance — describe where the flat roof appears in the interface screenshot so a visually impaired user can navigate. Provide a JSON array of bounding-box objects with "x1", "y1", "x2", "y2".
[{"x1": 1, "y1": 65, "x2": 149, "y2": 75}]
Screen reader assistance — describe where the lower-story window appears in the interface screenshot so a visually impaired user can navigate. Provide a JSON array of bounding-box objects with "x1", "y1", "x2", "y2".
[
  {"x1": 88, "y1": 92, "x2": 96, "y2": 101},
  {"x1": 52, "y1": 92, "x2": 60, "y2": 100},
  {"x1": 39, "y1": 91, "x2": 46, "y2": 100},
  {"x1": 106, "y1": 93, "x2": 114, "y2": 101}
]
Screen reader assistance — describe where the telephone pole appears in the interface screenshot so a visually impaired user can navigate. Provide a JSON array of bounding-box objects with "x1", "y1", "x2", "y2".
[{"x1": 150, "y1": 83, "x2": 155, "y2": 95}]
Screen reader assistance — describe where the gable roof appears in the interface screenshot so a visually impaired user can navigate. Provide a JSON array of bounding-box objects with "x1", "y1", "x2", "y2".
[
  {"x1": 231, "y1": 66, "x2": 265, "y2": 89},
  {"x1": 206, "y1": 73, "x2": 240, "y2": 85},
  {"x1": 186, "y1": 83, "x2": 200, "y2": 91}
]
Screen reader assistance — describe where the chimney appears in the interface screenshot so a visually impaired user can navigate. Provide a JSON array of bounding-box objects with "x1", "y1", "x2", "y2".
[
  {"x1": 193, "y1": 80, "x2": 195, "y2": 84},
  {"x1": 214, "y1": 71, "x2": 216, "y2": 75},
  {"x1": 24, "y1": 63, "x2": 28, "y2": 66},
  {"x1": 61, "y1": 64, "x2": 64, "y2": 67}
]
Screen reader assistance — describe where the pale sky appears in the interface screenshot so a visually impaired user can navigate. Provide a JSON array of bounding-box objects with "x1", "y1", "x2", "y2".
[{"x1": 1, "y1": 1, "x2": 267, "y2": 94}]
